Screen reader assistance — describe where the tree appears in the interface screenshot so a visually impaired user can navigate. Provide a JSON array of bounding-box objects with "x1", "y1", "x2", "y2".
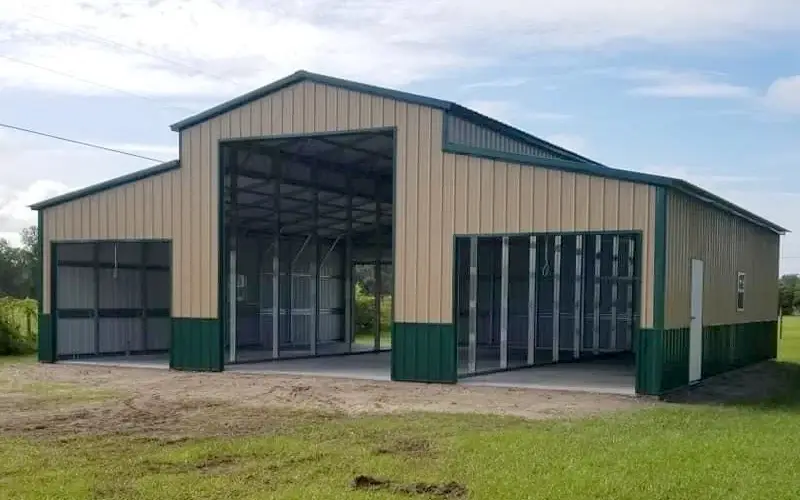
[
  {"x1": 779, "y1": 274, "x2": 800, "y2": 315},
  {"x1": 0, "y1": 225, "x2": 37, "y2": 299}
]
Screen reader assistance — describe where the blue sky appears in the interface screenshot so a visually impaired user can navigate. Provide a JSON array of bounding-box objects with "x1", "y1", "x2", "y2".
[{"x1": 1, "y1": 0, "x2": 799, "y2": 271}]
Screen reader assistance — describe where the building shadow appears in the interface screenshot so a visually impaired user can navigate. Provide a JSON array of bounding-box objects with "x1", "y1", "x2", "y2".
[{"x1": 662, "y1": 360, "x2": 800, "y2": 411}]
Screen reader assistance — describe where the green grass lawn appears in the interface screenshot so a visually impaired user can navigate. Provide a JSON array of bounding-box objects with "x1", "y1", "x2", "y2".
[
  {"x1": 3, "y1": 322, "x2": 800, "y2": 499},
  {"x1": 353, "y1": 330, "x2": 392, "y2": 347}
]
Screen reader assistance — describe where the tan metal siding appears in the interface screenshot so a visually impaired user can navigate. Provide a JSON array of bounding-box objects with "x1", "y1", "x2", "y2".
[
  {"x1": 41, "y1": 164, "x2": 214, "y2": 318},
  {"x1": 664, "y1": 192, "x2": 779, "y2": 328},
  {"x1": 43, "y1": 80, "x2": 658, "y2": 329},
  {"x1": 415, "y1": 153, "x2": 657, "y2": 326},
  {"x1": 175, "y1": 79, "x2": 657, "y2": 326}
]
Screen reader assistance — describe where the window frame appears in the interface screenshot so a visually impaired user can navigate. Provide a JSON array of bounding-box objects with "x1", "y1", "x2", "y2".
[{"x1": 736, "y1": 272, "x2": 746, "y2": 312}]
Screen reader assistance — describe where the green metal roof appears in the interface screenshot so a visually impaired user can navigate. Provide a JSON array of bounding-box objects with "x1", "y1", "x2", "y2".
[{"x1": 30, "y1": 160, "x2": 179, "y2": 210}]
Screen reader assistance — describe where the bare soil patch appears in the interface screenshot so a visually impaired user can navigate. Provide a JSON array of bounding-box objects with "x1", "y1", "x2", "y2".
[
  {"x1": 351, "y1": 475, "x2": 468, "y2": 498},
  {"x1": 1, "y1": 362, "x2": 643, "y2": 439}
]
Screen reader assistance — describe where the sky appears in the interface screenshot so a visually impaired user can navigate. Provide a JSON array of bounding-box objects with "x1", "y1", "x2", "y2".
[{"x1": 1, "y1": 0, "x2": 799, "y2": 272}]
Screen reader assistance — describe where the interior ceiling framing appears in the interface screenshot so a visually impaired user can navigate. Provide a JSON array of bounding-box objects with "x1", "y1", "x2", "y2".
[{"x1": 223, "y1": 130, "x2": 394, "y2": 239}]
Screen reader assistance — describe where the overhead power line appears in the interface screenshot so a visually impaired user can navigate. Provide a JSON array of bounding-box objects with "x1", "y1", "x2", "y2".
[
  {"x1": 0, "y1": 54, "x2": 194, "y2": 113},
  {"x1": 23, "y1": 10, "x2": 241, "y2": 87},
  {"x1": 0, "y1": 122, "x2": 168, "y2": 163}
]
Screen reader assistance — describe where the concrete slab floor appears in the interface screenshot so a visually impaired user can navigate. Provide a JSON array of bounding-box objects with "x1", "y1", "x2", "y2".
[
  {"x1": 462, "y1": 360, "x2": 636, "y2": 396},
  {"x1": 228, "y1": 351, "x2": 391, "y2": 381}
]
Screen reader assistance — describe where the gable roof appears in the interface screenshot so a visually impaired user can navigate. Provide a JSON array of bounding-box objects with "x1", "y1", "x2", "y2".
[
  {"x1": 30, "y1": 160, "x2": 179, "y2": 211},
  {"x1": 170, "y1": 70, "x2": 598, "y2": 165},
  {"x1": 170, "y1": 70, "x2": 786, "y2": 234}
]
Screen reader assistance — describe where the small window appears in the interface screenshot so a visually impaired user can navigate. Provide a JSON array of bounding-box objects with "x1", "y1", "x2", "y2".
[{"x1": 736, "y1": 272, "x2": 746, "y2": 311}]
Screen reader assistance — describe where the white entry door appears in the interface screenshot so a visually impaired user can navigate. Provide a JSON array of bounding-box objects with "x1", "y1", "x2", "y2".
[{"x1": 689, "y1": 259, "x2": 704, "y2": 383}]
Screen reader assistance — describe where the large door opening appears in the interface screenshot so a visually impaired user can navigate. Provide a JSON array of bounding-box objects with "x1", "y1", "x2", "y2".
[
  {"x1": 454, "y1": 232, "x2": 639, "y2": 391},
  {"x1": 53, "y1": 241, "x2": 171, "y2": 361},
  {"x1": 220, "y1": 130, "x2": 394, "y2": 365}
]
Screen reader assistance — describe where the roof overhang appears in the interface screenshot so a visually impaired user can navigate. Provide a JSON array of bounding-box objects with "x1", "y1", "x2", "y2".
[{"x1": 30, "y1": 160, "x2": 179, "y2": 211}]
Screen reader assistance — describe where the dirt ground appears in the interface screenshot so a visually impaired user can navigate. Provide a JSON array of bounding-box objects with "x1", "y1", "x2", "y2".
[{"x1": 1, "y1": 362, "x2": 645, "y2": 439}]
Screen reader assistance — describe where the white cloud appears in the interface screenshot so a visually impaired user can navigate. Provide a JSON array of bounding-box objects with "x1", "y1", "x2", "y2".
[
  {"x1": 624, "y1": 70, "x2": 753, "y2": 99},
  {"x1": 764, "y1": 75, "x2": 800, "y2": 114},
  {"x1": 0, "y1": 179, "x2": 69, "y2": 245},
  {"x1": 638, "y1": 165, "x2": 772, "y2": 190},
  {"x1": 639, "y1": 164, "x2": 799, "y2": 273},
  {"x1": 544, "y1": 134, "x2": 587, "y2": 154},
  {"x1": 1, "y1": 0, "x2": 799, "y2": 97},
  {"x1": 462, "y1": 78, "x2": 529, "y2": 90},
  {"x1": 0, "y1": 130, "x2": 171, "y2": 240}
]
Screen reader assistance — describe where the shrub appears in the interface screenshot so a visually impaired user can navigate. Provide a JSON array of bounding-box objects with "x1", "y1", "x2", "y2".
[{"x1": 0, "y1": 297, "x2": 37, "y2": 355}]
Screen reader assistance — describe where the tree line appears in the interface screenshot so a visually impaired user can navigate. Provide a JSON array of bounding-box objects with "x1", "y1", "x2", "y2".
[
  {"x1": 0, "y1": 226, "x2": 38, "y2": 300},
  {"x1": 779, "y1": 274, "x2": 800, "y2": 316}
]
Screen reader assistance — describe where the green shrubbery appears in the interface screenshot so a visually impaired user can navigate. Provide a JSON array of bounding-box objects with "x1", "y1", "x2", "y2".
[
  {"x1": 354, "y1": 282, "x2": 392, "y2": 336},
  {"x1": 0, "y1": 297, "x2": 37, "y2": 355}
]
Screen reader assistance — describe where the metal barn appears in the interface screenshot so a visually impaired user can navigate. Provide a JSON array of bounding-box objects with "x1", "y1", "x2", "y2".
[{"x1": 32, "y1": 71, "x2": 786, "y2": 396}]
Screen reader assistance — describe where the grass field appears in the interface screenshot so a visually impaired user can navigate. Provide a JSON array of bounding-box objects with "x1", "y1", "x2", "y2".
[{"x1": 2, "y1": 319, "x2": 800, "y2": 499}]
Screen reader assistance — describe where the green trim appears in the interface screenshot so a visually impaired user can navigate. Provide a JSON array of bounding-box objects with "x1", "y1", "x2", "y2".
[
  {"x1": 30, "y1": 160, "x2": 179, "y2": 210},
  {"x1": 635, "y1": 321, "x2": 776, "y2": 396},
  {"x1": 391, "y1": 322, "x2": 457, "y2": 383},
  {"x1": 37, "y1": 314, "x2": 54, "y2": 363},
  {"x1": 36, "y1": 211, "x2": 43, "y2": 314},
  {"x1": 653, "y1": 187, "x2": 668, "y2": 330},
  {"x1": 702, "y1": 321, "x2": 777, "y2": 378},
  {"x1": 171, "y1": 318, "x2": 223, "y2": 371}
]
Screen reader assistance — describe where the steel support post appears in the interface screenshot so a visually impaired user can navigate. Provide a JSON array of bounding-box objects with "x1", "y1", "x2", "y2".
[
  {"x1": 626, "y1": 236, "x2": 636, "y2": 350},
  {"x1": 500, "y1": 236, "x2": 509, "y2": 369},
  {"x1": 527, "y1": 235, "x2": 537, "y2": 365},
  {"x1": 573, "y1": 235, "x2": 583, "y2": 359},
  {"x1": 141, "y1": 242, "x2": 148, "y2": 352},
  {"x1": 271, "y1": 162, "x2": 281, "y2": 359},
  {"x1": 468, "y1": 237, "x2": 478, "y2": 373},
  {"x1": 611, "y1": 235, "x2": 620, "y2": 350},
  {"x1": 343, "y1": 175, "x2": 353, "y2": 351},
  {"x1": 552, "y1": 236, "x2": 562, "y2": 362},
  {"x1": 593, "y1": 234, "x2": 601, "y2": 355},
  {"x1": 374, "y1": 192, "x2": 382, "y2": 351},
  {"x1": 93, "y1": 242, "x2": 100, "y2": 355},
  {"x1": 310, "y1": 171, "x2": 320, "y2": 356}
]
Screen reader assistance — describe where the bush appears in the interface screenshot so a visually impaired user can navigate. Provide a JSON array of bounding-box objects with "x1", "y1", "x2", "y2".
[
  {"x1": 354, "y1": 282, "x2": 392, "y2": 336},
  {"x1": 0, "y1": 297, "x2": 37, "y2": 355}
]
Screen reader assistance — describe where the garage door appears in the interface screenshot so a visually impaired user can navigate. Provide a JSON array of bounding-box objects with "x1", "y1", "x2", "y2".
[{"x1": 53, "y1": 241, "x2": 171, "y2": 359}]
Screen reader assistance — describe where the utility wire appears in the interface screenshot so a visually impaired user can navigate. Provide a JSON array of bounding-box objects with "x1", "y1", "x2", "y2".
[
  {"x1": 0, "y1": 122, "x2": 168, "y2": 163},
  {"x1": 23, "y1": 10, "x2": 241, "y2": 87},
  {"x1": 0, "y1": 54, "x2": 195, "y2": 113}
]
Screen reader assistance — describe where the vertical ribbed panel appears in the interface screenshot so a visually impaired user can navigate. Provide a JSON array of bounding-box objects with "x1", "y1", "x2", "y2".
[
  {"x1": 40, "y1": 159, "x2": 213, "y2": 320},
  {"x1": 703, "y1": 321, "x2": 777, "y2": 377},
  {"x1": 637, "y1": 322, "x2": 777, "y2": 396},
  {"x1": 636, "y1": 327, "x2": 689, "y2": 395},
  {"x1": 664, "y1": 192, "x2": 780, "y2": 328},
  {"x1": 391, "y1": 322, "x2": 456, "y2": 383},
  {"x1": 171, "y1": 318, "x2": 222, "y2": 371},
  {"x1": 37, "y1": 314, "x2": 54, "y2": 362},
  {"x1": 411, "y1": 151, "x2": 657, "y2": 327},
  {"x1": 445, "y1": 115, "x2": 569, "y2": 161}
]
